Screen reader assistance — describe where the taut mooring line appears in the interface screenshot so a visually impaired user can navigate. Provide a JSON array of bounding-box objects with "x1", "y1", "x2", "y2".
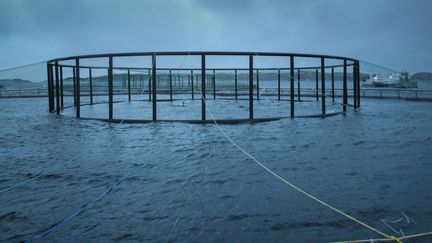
[{"x1": 189, "y1": 53, "x2": 431, "y2": 242}]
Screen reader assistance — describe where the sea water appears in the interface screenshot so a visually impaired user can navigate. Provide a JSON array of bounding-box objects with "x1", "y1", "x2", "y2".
[{"x1": 0, "y1": 97, "x2": 431, "y2": 242}]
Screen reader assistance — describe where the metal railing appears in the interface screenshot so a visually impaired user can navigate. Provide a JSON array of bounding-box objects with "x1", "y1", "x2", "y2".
[{"x1": 44, "y1": 51, "x2": 362, "y2": 122}]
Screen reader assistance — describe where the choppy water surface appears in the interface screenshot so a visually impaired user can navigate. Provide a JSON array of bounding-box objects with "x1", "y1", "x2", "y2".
[{"x1": 0, "y1": 97, "x2": 431, "y2": 242}]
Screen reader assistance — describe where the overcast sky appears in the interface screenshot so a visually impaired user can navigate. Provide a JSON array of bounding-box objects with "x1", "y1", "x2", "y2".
[{"x1": 0, "y1": 0, "x2": 431, "y2": 72}]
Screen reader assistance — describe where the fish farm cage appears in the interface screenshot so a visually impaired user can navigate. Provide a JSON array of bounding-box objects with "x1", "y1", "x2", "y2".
[{"x1": 46, "y1": 51, "x2": 361, "y2": 123}]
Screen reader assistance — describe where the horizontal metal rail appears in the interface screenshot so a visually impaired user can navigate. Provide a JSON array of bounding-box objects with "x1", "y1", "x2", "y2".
[{"x1": 47, "y1": 51, "x2": 359, "y2": 63}]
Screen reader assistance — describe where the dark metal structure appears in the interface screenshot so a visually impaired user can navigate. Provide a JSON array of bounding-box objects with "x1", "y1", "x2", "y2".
[{"x1": 46, "y1": 51, "x2": 361, "y2": 123}]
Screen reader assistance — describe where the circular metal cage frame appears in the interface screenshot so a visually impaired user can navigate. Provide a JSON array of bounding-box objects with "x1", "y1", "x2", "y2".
[{"x1": 46, "y1": 51, "x2": 361, "y2": 124}]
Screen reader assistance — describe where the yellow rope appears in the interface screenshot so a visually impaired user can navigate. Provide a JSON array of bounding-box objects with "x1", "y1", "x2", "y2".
[
  {"x1": 401, "y1": 231, "x2": 432, "y2": 239},
  {"x1": 186, "y1": 53, "x2": 430, "y2": 243},
  {"x1": 334, "y1": 231, "x2": 432, "y2": 243}
]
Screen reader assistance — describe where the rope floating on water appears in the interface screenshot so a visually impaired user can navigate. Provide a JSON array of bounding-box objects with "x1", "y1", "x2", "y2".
[{"x1": 25, "y1": 178, "x2": 123, "y2": 242}]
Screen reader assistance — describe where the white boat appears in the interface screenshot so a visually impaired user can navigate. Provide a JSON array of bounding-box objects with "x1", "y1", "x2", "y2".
[{"x1": 362, "y1": 71, "x2": 417, "y2": 88}]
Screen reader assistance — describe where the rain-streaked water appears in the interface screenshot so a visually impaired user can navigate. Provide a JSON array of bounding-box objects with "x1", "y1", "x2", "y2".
[{"x1": 1, "y1": 97, "x2": 432, "y2": 242}]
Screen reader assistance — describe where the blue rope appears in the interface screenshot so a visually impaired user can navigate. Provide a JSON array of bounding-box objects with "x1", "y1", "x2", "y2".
[
  {"x1": 25, "y1": 178, "x2": 122, "y2": 242},
  {"x1": 24, "y1": 166, "x2": 144, "y2": 242}
]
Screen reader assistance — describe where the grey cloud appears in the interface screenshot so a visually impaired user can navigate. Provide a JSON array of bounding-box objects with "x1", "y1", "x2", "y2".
[{"x1": 0, "y1": 0, "x2": 431, "y2": 72}]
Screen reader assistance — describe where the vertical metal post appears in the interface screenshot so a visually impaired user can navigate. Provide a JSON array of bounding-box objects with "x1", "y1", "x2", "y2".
[
  {"x1": 148, "y1": 69, "x2": 151, "y2": 101},
  {"x1": 108, "y1": 56, "x2": 113, "y2": 120},
  {"x1": 127, "y1": 69, "x2": 131, "y2": 102},
  {"x1": 315, "y1": 68, "x2": 319, "y2": 101},
  {"x1": 60, "y1": 66, "x2": 64, "y2": 109},
  {"x1": 50, "y1": 65, "x2": 55, "y2": 111},
  {"x1": 249, "y1": 55, "x2": 254, "y2": 120},
  {"x1": 321, "y1": 57, "x2": 326, "y2": 115},
  {"x1": 256, "y1": 69, "x2": 260, "y2": 100},
  {"x1": 75, "y1": 58, "x2": 80, "y2": 118},
  {"x1": 201, "y1": 54, "x2": 206, "y2": 121},
  {"x1": 277, "y1": 69, "x2": 281, "y2": 100},
  {"x1": 191, "y1": 69, "x2": 194, "y2": 100},
  {"x1": 357, "y1": 61, "x2": 361, "y2": 108},
  {"x1": 297, "y1": 69, "x2": 301, "y2": 101},
  {"x1": 169, "y1": 69, "x2": 173, "y2": 101},
  {"x1": 47, "y1": 63, "x2": 53, "y2": 112},
  {"x1": 213, "y1": 69, "x2": 216, "y2": 99},
  {"x1": 89, "y1": 68, "x2": 93, "y2": 104},
  {"x1": 353, "y1": 62, "x2": 358, "y2": 109},
  {"x1": 331, "y1": 67, "x2": 335, "y2": 102},
  {"x1": 73, "y1": 67, "x2": 76, "y2": 106},
  {"x1": 55, "y1": 61, "x2": 60, "y2": 115},
  {"x1": 235, "y1": 69, "x2": 238, "y2": 100},
  {"x1": 290, "y1": 56, "x2": 295, "y2": 118},
  {"x1": 343, "y1": 60, "x2": 348, "y2": 113},
  {"x1": 152, "y1": 54, "x2": 157, "y2": 121}
]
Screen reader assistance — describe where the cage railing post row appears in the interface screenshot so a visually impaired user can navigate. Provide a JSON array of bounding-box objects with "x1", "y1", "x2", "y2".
[
  {"x1": 321, "y1": 57, "x2": 326, "y2": 115},
  {"x1": 343, "y1": 59, "x2": 348, "y2": 113},
  {"x1": 277, "y1": 69, "x2": 281, "y2": 100},
  {"x1": 152, "y1": 54, "x2": 157, "y2": 121},
  {"x1": 89, "y1": 68, "x2": 93, "y2": 104},
  {"x1": 249, "y1": 55, "x2": 254, "y2": 120},
  {"x1": 46, "y1": 52, "x2": 361, "y2": 122},
  {"x1": 55, "y1": 61, "x2": 60, "y2": 115},
  {"x1": 290, "y1": 56, "x2": 294, "y2": 118},
  {"x1": 108, "y1": 56, "x2": 113, "y2": 120},
  {"x1": 127, "y1": 69, "x2": 131, "y2": 102},
  {"x1": 60, "y1": 66, "x2": 64, "y2": 109},
  {"x1": 76, "y1": 58, "x2": 80, "y2": 118},
  {"x1": 201, "y1": 54, "x2": 206, "y2": 121},
  {"x1": 331, "y1": 67, "x2": 335, "y2": 102}
]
